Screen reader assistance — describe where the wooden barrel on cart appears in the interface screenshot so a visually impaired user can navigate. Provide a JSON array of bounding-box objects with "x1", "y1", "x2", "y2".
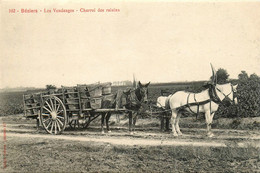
[
  {"x1": 87, "y1": 84, "x2": 102, "y2": 109},
  {"x1": 101, "y1": 82, "x2": 112, "y2": 95}
]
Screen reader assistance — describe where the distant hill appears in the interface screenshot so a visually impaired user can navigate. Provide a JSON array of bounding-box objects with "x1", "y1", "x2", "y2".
[
  {"x1": 0, "y1": 87, "x2": 43, "y2": 93},
  {"x1": 150, "y1": 81, "x2": 209, "y2": 86}
]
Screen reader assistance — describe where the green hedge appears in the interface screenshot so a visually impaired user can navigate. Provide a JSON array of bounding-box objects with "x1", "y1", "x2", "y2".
[{"x1": 216, "y1": 76, "x2": 260, "y2": 118}]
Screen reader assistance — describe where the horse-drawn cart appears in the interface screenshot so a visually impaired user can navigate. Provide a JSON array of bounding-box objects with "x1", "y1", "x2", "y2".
[{"x1": 23, "y1": 83, "x2": 126, "y2": 135}]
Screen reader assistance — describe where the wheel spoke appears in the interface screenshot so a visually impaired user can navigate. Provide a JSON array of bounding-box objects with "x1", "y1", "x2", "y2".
[
  {"x1": 56, "y1": 120, "x2": 61, "y2": 131},
  {"x1": 56, "y1": 103, "x2": 61, "y2": 113},
  {"x1": 57, "y1": 110, "x2": 63, "y2": 115},
  {"x1": 50, "y1": 98, "x2": 54, "y2": 111},
  {"x1": 43, "y1": 118, "x2": 51, "y2": 123},
  {"x1": 57, "y1": 118, "x2": 64, "y2": 127},
  {"x1": 46, "y1": 120, "x2": 52, "y2": 129},
  {"x1": 54, "y1": 99, "x2": 57, "y2": 112},
  {"x1": 45, "y1": 100, "x2": 53, "y2": 111},
  {"x1": 43, "y1": 106, "x2": 52, "y2": 113},
  {"x1": 54, "y1": 121, "x2": 57, "y2": 134},
  {"x1": 44, "y1": 119, "x2": 51, "y2": 127},
  {"x1": 57, "y1": 115, "x2": 64, "y2": 119},
  {"x1": 50, "y1": 121, "x2": 54, "y2": 134},
  {"x1": 42, "y1": 113, "x2": 50, "y2": 116}
]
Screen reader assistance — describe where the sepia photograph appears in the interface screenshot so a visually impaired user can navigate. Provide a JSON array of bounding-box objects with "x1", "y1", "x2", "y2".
[{"x1": 0, "y1": 0, "x2": 260, "y2": 172}]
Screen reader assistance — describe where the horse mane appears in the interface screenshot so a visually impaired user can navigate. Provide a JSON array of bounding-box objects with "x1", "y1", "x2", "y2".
[{"x1": 203, "y1": 83, "x2": 214, "y2": 89}]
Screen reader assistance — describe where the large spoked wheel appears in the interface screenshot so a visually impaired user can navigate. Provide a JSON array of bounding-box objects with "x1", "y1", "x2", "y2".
[{"x1": 40, "y1": 96, "x2": 67, "y2": 135}]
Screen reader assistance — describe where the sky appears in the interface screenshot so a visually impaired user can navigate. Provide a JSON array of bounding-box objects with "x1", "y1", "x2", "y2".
[{"x1": 1, "y1": 1, "x2": 260, "y2": 88}]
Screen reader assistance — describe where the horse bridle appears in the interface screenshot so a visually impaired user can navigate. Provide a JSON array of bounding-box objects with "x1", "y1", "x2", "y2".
[
  {"x1": 125, "y1": 87, "x2": 148, "y2": 106},
  {"x1": 215, "y1": 84, "x2": 237, "y2": 104},
  {"x1": 137, "y1": 87, "x2": 149, "y2": 103},
  {"x1": 183, "y1": 84, "x2": 237, "y2": 118}
]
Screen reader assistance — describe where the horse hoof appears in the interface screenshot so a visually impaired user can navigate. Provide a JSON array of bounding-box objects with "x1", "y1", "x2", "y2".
[
  {"x1": 177, "y1": 132, "x2": 183, "y2": 136},
  {"x1": 172, "y1": 133, "x2": 178, "y2": 137},
  {"x1": 207, "y1": 133, "x2": 214, "y2": 138}
]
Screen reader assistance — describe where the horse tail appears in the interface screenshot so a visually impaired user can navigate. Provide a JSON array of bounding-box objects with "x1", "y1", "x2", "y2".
[{"x1": 165, "y1": 94, "x2": 172, "y2": 110}]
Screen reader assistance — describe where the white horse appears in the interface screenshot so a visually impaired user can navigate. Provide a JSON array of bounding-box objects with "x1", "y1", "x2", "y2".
[
  {"x1": 167, "y1": 83, "x2": 238, "y2": 137},
  {"x1": 157, "y1": 96, "x2": 168, "y2": 108},
  {"x1": 157, "y1": 96, "x2": 171, "y2": 131}
]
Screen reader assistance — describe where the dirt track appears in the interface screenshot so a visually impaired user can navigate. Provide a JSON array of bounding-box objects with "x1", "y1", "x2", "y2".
[{"x1": 0, "y1": 115, "x2": 260, "y2": 172}]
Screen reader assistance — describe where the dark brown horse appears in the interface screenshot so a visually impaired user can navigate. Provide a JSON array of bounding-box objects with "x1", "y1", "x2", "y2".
[
  {"x1": 100, "y1": 81, "x2": 150, "y2": 134},
  {"x1": 121, "y1": 81, "x2": 150, "y2": 134},
  {"x1": 100, "y1": 96, "x2": 116, "y2": 133}
]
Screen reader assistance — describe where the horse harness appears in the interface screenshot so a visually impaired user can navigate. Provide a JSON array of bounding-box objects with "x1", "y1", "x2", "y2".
[
  {"x1": 122, "y1": 88, "x2": 143, "y2": 109},
  {"x1": 178, "y1": 84, "x2": 236, "y2": 119}
]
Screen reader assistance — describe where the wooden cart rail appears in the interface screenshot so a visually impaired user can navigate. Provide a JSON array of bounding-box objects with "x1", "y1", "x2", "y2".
[{"x1": 22, "y1": 82, "x2": 132, "y2": 134}]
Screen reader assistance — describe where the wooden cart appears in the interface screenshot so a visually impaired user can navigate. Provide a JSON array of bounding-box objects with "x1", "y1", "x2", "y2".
[{"x1": 23, "y1": 83, "x2": 126, "y2": 135}]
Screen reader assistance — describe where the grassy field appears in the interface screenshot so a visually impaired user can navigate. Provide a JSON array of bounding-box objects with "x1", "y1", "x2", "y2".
[{"x1": 2, "y1": 136, "x2": 259, "y2": 172}]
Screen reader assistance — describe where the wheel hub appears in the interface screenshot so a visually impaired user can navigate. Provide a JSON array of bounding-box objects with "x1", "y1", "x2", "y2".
[{"x1": 50, "y1": 111, "x2": 57, "y2": 120}]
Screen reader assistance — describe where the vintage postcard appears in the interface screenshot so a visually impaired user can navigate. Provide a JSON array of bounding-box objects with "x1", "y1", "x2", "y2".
[{"x1": 0, "y1": 0, "x2": 260, "y2": 172}]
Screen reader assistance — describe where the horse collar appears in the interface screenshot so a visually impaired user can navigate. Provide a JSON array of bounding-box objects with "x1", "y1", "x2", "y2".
[
  {"x1": 126, "y1": 88, "x2": 142, "y2": 106},
  {"x1": 215, "y1": 85, "x2": 234, "y2": 103},
  {"x1": 209, "y1": 85, "x2": 221, "y2": 104}
]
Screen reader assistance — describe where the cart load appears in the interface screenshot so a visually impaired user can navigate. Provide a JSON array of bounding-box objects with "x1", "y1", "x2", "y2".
[
  {"x1": 23, "y1": 82, "x2": 112, "y2": 116},
  {"x1": 22, "y1": 82, "x2": 126, "y2": 134}
]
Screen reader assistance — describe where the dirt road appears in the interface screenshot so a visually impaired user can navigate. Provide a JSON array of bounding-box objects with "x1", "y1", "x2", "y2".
[{"x1": 0, "y1": 115, "x2": 260, "y2": 172}]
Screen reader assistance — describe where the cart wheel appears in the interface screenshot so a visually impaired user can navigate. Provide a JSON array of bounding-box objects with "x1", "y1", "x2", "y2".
[{"x1": 40, "y1": 96, "x2": 67, "y2": 135}]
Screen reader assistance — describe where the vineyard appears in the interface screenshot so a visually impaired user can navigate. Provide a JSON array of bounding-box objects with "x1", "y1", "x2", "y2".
[
  {"x1": 0, "y1": 92, "x2": 24, "y2": 116},
  {"x1": 0, "y1": 77, "x2": 259, "y2": 119},
  {"x1": 1, "y1": 77, "x2": 260, "y2": 172}
]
